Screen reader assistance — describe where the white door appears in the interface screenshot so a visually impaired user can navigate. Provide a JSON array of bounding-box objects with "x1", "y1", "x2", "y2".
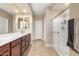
[
  {"x1": 52, "y1": 18, "x2": 60, "y2": 50},
  {"x1": 0, "y1": 17, "x2": 8, "y2": 34},
  {"x1": 35, "y1": 21, "x2": 43, "y2": 39}
]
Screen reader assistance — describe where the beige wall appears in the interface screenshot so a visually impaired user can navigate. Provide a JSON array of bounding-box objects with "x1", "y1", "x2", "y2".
[
  {"x1": 8, "y1": 16, "x2": 13, "y2": 33},
  {"x1": 44, "y1": 8, "x2": 53, "y2": 45},
  {"x1": 69, "y1": 3, "x2": 79, "y2": 19},
  {"x1": 33, "y1": 15, "x2": 44, "y2": 21},
  {"x1": 44, "y1": 7, "x2": 60, "y2": 45},
  {"x1": 44, "y1": 7, "x2": 65, "y2": 45},
  {"x1": 69, "y1": 3, "x2": 79, "y2": 56},
  {"x1": 0, "y1": 9, "x2": 13, "y2": 33}
]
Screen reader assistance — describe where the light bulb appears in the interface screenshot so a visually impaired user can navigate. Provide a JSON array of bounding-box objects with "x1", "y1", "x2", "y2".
[
  {"x1": 23, "y1": 10, "x2": 27, "y2": 13},
  {"x1": 15, "y1": 9, "x2": 19, "y2": 12},
  {"x1": 65, "y1": 3, "x2": 69, "y2": 5}
]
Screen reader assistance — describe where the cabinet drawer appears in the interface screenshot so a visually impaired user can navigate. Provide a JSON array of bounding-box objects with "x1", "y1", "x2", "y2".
[
  {"x1": 22, "y1": 36, "x2": 26, "y2": 40},
  {"x1": 26, "y1": 34, "x2": 30, "y2": 38},
  {"x1": 11, "y1": 38, "x2": 21, "y2": 47},
  {"x1": 26, "y1": 34, "x2": 28, "y2": 38},
  {"x1": 28, "y1": 33, "x2": 31, "y2": 37},
  {"x1": 26, "y1": 37, "x2": 28, "y2": 41},
  {"x1": 0, "y1": 43, "x2": 10, "y2": 56}
]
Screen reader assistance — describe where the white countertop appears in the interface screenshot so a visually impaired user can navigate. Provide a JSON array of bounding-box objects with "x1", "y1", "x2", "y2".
[{"x1": 0, "y1": 31, "x2": 30, "y2": 46}]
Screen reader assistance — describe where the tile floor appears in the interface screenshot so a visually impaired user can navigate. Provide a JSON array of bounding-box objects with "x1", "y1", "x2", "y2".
[{"x1": 23, "y1": 39, "x2": 59, "y2": 56}]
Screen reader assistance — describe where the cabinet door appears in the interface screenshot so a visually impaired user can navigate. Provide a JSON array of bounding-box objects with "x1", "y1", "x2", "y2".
[
  {"x1": 22, "y1": 46, "x2": 26, "y2": 55},
  {"x1": 22, "y1": 40, "x2": 26, "y2": 48},
  {"x1": 22, "y1": 40, "x2": 26, "y2": 55},
  {"x1": 11, "y1": 43, "x2": 21, "y2": 56},
  {"x1": 26, "y1": 39, "x2": 29, "y2": 48},
  {"x1": 0, "y1": 43, "x2": 10, "y2": 56},
  {"x1": 25, "y1": 36, "x2": 28, "y2": 48},
  {"x1": 2, "y1": 51, "x2": 10, "y2": 56},
  {"x1": 28, "y1": 34, "x2": 31, "y2": 45}
]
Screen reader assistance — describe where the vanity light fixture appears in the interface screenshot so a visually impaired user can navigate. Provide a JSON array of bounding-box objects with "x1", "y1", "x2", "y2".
[
  {"x1": 65, "y1": 3, "x2": 69, "y2": 5},
  {"x1": 23, "y1": 10, "x2": 27, "y2": 13},
  {"x1": 15, "y1": 9, "x2": 19, "y2": 12}
]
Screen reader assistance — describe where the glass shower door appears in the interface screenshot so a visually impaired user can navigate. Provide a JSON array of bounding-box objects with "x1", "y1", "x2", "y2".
[{"x1": 52, "y1": 18, "x2": 60, "y2": 50}]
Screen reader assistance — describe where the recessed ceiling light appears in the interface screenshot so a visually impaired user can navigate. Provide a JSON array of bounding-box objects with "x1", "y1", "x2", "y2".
[
  {"x1": 65, "y1": 3, "x2": 69, "y2": 5},
  {"x1": 15, "y1": 9, "x2": 19, "y2": 12},
  {"x1": 23, "y1": 10, "x2": 27, "y2": 13}
]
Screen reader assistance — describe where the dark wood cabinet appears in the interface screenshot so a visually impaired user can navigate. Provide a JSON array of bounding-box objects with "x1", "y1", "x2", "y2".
[
  {"x1": 2, "y1": 51, "x2": 10, "y2": 56},
  {"x1": 0, "y1": 43, "x2": 10, "y2": 56},
  {"x1": 28, "y1": 34, "x2": 31, "y2": 45},
  {"x1": 11, "y1": 38, "x2": 21, "y2": 56},
  {"x1": 0, "y1": 33, "x2": 31, "y2": 56},
  {"x1": 21, "y1": 36, "x2": 26, "y2": 55},
  {"x1": 26, "y1": 35, "x2": 29, "y2": 48},
  {"x1": 11, "y1": 43, "x2": 21, "y2": 56}
]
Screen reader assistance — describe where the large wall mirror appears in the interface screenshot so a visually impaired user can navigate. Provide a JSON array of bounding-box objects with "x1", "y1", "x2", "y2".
[
  {"x1": 0, "y1": 16, "x2": 8, "y2": 34},
  {"x1": 15, "y1": 15, "x2": 31, "y2": 32}
]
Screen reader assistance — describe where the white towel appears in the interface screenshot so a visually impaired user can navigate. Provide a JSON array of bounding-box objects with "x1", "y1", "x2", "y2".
[{"x1": 74, "y1": 18, "x2": 79, "y2": 52}]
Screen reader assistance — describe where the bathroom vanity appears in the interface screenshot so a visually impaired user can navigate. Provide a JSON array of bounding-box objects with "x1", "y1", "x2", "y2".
[{"x1": 0, "y1": 32, "x2": 31, "y2": 56}]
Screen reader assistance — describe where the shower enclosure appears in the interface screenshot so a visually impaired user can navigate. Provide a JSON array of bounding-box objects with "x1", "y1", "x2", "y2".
[{"x1": 52, "y1": 9, "x2": 69, "y2": 56}]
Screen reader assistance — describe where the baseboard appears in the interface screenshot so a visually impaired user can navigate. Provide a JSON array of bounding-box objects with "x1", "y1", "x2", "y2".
[
  {"x1": 53, "y1": 45, "x2": 64, "y2": 56},
  {"x1": 45, "y1": 44, "x2": 63, "y2": 56}
]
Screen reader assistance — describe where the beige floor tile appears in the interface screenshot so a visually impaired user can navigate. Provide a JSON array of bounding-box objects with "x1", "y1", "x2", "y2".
[{"x1": 23, "y1": 39, "x2": 59, "y2": 56}]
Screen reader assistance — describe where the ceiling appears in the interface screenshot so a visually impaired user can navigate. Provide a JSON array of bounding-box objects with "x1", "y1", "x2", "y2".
[
  {"x1": 0, "y1": 3, "x2": 32, "y2": 15},
  {"x1": 0, "y1": 3, "x2": 68, "y2": 16},
  {"x1": 30, "y1": 3, "x2": 68, "y2": 16},
  {"x1": 52, "y1": 3, "x2": 68, "y2": 11},
  {"x1": 0, "y1": 3, "x2": 54, "y2": 16},
  {"x1": 30, "y1": 3, "x2": 53, "y2": 16}
]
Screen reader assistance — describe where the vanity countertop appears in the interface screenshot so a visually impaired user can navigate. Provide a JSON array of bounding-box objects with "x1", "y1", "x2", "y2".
[{"x1": 0, "y1": 31, "x2": 31, "y2": 46}]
